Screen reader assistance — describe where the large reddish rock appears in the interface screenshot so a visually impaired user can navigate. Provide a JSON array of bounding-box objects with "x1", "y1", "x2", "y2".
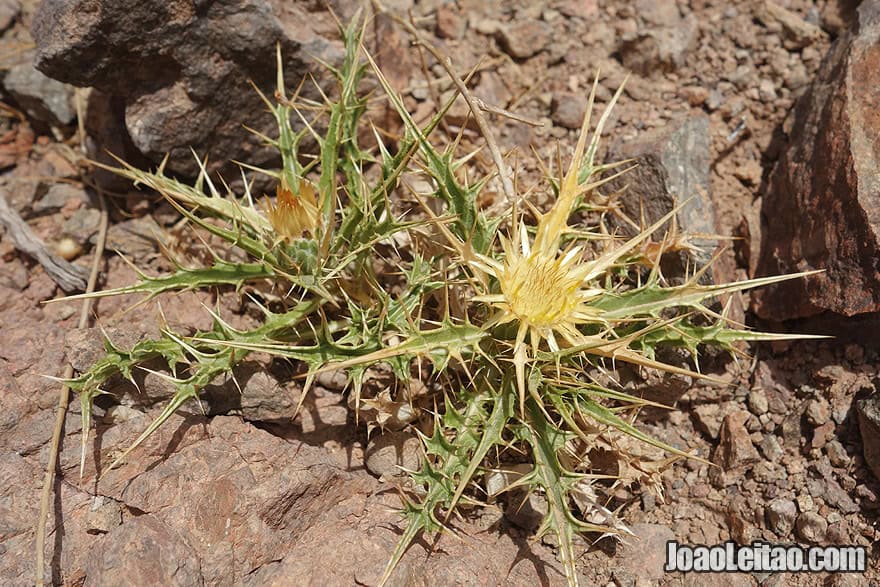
[
  {"x1": 2, "y1": 411, "x2": 560, "y2": 585},
  {"x1": 753, "y1": 0, "x2": 880, "y2": 321}
]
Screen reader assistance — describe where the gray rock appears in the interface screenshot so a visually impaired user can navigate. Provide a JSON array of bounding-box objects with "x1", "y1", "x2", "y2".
[
  {"x1": 781, "y1": 408, "x2": 805, "y2": 452},
  {"x1": 550, "y1": 92, "x2": 587, "y2": 130},
  {"x1": 85, "y1": 496, "x2": 124, "y2": 534},
  {"x1": 0, "y1": 0, "x2": 20, "y2": 33},
  {"x1": 198, "y1": 362, "x2": 297, "y2": 422},
  {"x1": 315, "y1": 368, "x2": 348, "y2": 392},
  {"x1": 505, "y1": 491, "x2": 548, "y2": 532},
  {"x1": 754, "y1": 1, "x2": 880, "y2": 320},
  {"x1": 693, "y1": 401, "x2": 739, "y2": 439},
  {"x1": 706, "y1": 88, "x2": 725, "y2": 111},
  {"x1": 103, "y1": 404, "x2": 143, "y2": 425},
  {"x1": 31, "y1": 0, "x2": 345, "y2": 178},
  {"x1": 3, "y1": 60, "x2": 75, "y2": 126},
  {"x1": 759, "y1": 434, "x2": 784, "y2": 462},
  {"x1": 85, "y1": 516, "x2": 204, "y2": 586},
  {"x1": 114, "y1": 367, "x2": 178, "y2": 409},
  {"x1": 821, "y1": 476, "x2": 860, "y2": 514},
  {"x1": 484, "y1": 463, "x2": 531, "y2": 498},
  {"x1": 471, "y1": 17, "x2": 501, "y2": 36},
  {"x1": 0, "y1": 257, "x2": 28, "y2": 291},
  {"x1": 85, "y1": 415, "x2": 373, "y2": 586},
  {"x1": 605, "y1": 113, "x2": 716, "y2": 280},
  {"x1": 715, "y1": 411, "x2": 761, "y2": 470},
  {"x1": 748, "y1": 388, "x2": 770, "y2": 416},
  {"x1": 61, "y1": 206, "x2": 102, "y2": 243},
  {"x1": 32, "y1": 183, "x2": 89, "y2": 214},
  {"x1": 756, "y1": 1, "x2": 828, "y2": 50},
  {"x1": 82, "y1": 89, "x2": 153, "y2": 191},
  {"x1": 617, "y1": 0, "x2": 697, "y2": 74},
  {"x1": 64, "y1": 328, "x2": 111, "y2": 374},
  {"x1": 805, "y1": 397, "x2": 831, "y2": 426},
  {"x1": 767, "y1": 498, "x2": 797, "y2": 536},
  {"x1": 496, "y1": 21, "x2": 551, "y2": 59},
  {"x1": 825, "y1": 439, "x2": 850, "y2": 468},
  {"x1": 435, "y1": 5, "x2": 465, "y2": 40},
  {"x1": 236, "y1": 369, "x2": 294, "y2": 422},
  {"x1": 856, "y1": 394, "x2": 880, "y2": 481},
  {"x1": 796, "y1": 493, "x2": 815, "y2": 513},
  {"x1": 100, "y1": 216, "x2": 165, "y2": 257}
]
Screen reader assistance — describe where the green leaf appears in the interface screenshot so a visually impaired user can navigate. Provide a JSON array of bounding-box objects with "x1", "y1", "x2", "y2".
[
  {"x1": 55, "y1": 260, "x2": 279, "y2": 304},
  {"x1": 524, "y1": 401, "x2": 586, "y2": 587},
  {"x1": 593, "y1": 272, "x2": 821, "y2": 320}
]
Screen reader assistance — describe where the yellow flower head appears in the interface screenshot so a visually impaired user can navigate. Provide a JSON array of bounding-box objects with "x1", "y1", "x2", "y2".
[
  {"x1": 471, "y1": 76, "x2": 628, "y2": 410},
  {"x1": 479, "y1": 222, "x2": 603, "y2": 353},
  {"x1": 265, "y1": 179, "x2": 319, "y2": 240},
  {"x1": 501, "y1": 246, "x2": 582, "y2": 330}
]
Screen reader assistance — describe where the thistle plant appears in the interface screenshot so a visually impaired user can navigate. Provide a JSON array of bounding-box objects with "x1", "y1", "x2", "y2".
[{"x1": 56, "y1": 14, "x2": 817, "y2": 587}]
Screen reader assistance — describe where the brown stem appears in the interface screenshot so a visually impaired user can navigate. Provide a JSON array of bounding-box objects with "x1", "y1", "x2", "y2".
[{"x1": 35, "y1": 88, "x2": 110, "y2": 585}]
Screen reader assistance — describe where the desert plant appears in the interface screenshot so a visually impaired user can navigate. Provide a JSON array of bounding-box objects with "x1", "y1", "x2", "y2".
[{"x1": 56, "y1": 13, "x2": 816, "y2": 587}]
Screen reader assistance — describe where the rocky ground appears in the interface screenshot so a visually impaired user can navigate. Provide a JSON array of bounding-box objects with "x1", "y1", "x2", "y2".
[{"x1": 1, "y1": 0, "x2": 879, "y2": 585}]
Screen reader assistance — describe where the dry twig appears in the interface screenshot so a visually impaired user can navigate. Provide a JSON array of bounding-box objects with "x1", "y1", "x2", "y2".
[
  {"x1": 35, "y1": 88, "x2": 109, "y2": 586},
  {"x1": 33, "y1": 186, "x2": 106, "y2": 585},
  {"x1": 0, "y1": 190, "x2": 88, "y2": 291}
]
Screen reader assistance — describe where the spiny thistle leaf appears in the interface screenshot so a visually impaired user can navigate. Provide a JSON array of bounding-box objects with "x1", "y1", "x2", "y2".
[
  {"x1": 97, "y1": 155, "x2": 272, "y2": 236},
  {"x1": 523, "y1": 400, "x2": 607, "y2": 587},
  {"x1": 378, "y1": 387, "x2": 502, "y2": 586},
  {"x1": 51, "y1": 261, "x2": 279, "y2": 304},
  {"x1": 593, "y1": 270, "x2": 824, "y2": 320}
]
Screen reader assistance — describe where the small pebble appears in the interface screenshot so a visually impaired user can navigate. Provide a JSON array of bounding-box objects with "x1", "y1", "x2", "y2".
[
  {"x1": 364, "y1": 430, "x2": 421, "y2": 479},
  {"x1": 550, "y1": 93, "x2": 586, "y2": 129},
  {"x1": 706, "y1": 88, "x2": 725, "y2": 111},
  {"x1": 679, "y1": 85, "x2": 709, "y2": 107},
  {"x1": 86, "y1": 496, "x2": 123, "y2": 534},
  {"x1": 55, "y1": 237, "x2": 82, "y2": 261},
  {"x1": 758, "y1": 78, "x2": 777, "y2": 102},
  {"x1": 315, "y1": 369, "x2": 347, "y2": 391},
  {"x1": 435, "y1": 5, "x2": 465, "y2": 40},
  {"x1": 795, "y1": 512, "x2": 828, "y2": 542},
  {"x1": 759, "y1": 434, "x2": 784, "y2": 462},
  {"x1": 505, "y1": 492, "x2": 548, "y2": 532},
  {"x1": 496, "y1": 21, "x2": 550, "y2": 59},
  {"x1": 766, "y1": 499, "x2": 797, "y2": 535},
  {"x1": 796, "y1": 493, "x2": 814, "y2": 513},
  {"x1": 805, "y1": 398, "x2": 831, "y2": 426}
]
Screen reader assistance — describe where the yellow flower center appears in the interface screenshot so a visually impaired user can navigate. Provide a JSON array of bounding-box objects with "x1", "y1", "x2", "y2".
[
  {"x1": 500, "y1": 253, "x2": 581, "y2": 328},
  {"x1": 265, "y1": 180, "x2": 319, "y2": 240}
]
